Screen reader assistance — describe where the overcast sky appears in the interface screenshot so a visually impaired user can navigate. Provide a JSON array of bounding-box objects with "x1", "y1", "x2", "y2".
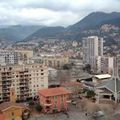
[{"x1": 0, "y1": 0, "x2": 120, "y2": 27}]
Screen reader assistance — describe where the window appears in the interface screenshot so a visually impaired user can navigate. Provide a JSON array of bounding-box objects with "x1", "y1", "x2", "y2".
[
  {"x1": 9, "y1": 67, "x2": 12, "y2": 70},
  {"x1": 12, "y1": 92, "x2": 14, "y2": 96},
  {"x1": 41, "y1": 73, "x2": 44, "y2": 75},
  {"x1": 12, "y1": 112, "x2": 14, "y2": 116}
]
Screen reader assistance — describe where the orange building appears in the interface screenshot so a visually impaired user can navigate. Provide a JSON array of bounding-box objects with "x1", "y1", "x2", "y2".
[
  {"x1": 38, "y1": 87, "x2": 71, "y2": 113},
  {"x1": 0, "y1": 102, "x2": 29, "y2": 120},
  {"x1": 0, "y1": 111, "x2": 5, "y2": 120},
  {"x1": 0, "y1": 84, "x2": 29, "y2": 120}
]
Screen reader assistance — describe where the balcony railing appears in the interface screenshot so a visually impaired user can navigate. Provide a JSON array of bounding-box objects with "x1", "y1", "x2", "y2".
[
  {"x1": 44, "y1": 100, "x2": 52, "y2": 106},
  {"x1": 44, "y1": 103, "x2": 52, "y2": 106},
  {"x1": 66, "y1": 99, "x2": 71, "y2": 103}
]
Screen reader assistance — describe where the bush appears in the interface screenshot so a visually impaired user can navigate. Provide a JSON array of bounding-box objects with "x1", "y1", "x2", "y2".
[
  {"x1": 35, "y1": 103, "x2": 42, "y2": 112},
  {"x1": 86, "y1": 90, "x2": 95, "y2": 98},
  {"x1": 29, "y1": 101, "x2": 35, "y2": 106}
]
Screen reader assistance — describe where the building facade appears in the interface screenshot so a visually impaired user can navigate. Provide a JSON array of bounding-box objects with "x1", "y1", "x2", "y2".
[
  {"x1": 0, "y1": 49, "x2": 33, "y2": 65},
  {"x1": 96, "y1": 56, "x2": 119, "y2": 75},
  {"x1": 38, "y1": 87, "x2": 71, "y2": 113},
  {"x1": 42, "y1": 56, "x2": 69, "y2": 69},
  {"x1": 0, "y1": 111, "x2": 4, "y2": 120},
  {"x1": 0, "y1": 85, "x2": 30, "y2": 120},
  {"x1": 15, "y1": 49, "x2": 33, "y2": 62},
  {"x1": 0, "y1": 51, "x2": 21, "y2": 65},
  {"x1": 83, "y1": 36, "x2": 103, "y2": 72},
  {"x1": 0, "y1": 63, "x2": 48, "y2": 102}
]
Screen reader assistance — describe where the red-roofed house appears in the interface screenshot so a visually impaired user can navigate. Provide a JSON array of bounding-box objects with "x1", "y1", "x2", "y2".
[{"x1": 38, "y1": 87, "x2": 71, "y2": 113}]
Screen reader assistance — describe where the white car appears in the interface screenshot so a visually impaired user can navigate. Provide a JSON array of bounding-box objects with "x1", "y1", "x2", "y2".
[{"x1": 92, "y1": 111, "x2": 104, "y2": 118}]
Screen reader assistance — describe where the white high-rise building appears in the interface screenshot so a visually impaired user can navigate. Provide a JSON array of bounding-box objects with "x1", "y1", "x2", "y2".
[
  {"x1": 83, "y1": 36, "x2": 103, "y2": 72},
  {"x1": 96, "y1": 56, "x2": 114, "y2": 74}
]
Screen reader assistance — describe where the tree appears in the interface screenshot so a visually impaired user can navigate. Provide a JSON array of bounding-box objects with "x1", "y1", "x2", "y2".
[
  {"x1": 21, "y1": 110, "x2": 31, "y2": 120},
  {"x1": 62, "y1": 64, "x2": 72, "y2": 70},
  {"x1": 28, "y1": 101, "x2": 35, "y2": 111},
  {"x1": 83, "y1": 64, "x2": 91, "y2": 73},
  {"x1": 86, "y1": 90, "x2": 95, "y2": 98},
  {"x1": 35, "y1": 103, "x2": 42, "y2": 112},
  {"x1": 57, "y1": 70, "x2": 71, "y2": 84}
]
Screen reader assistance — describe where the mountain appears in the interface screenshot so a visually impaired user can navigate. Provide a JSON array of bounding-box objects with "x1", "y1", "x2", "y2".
[
  {"x1": 24, "y1": 12, "x2": 120, "y2": 41},
  {"x1": 0, "y1": 25, "x2": 44, "y2": 43},
  {"x1": 1, "y1": 12, "x2": 120, "y2": 43},
  {"x1": 24, "y1": 26, "x2": 65, "y2": 41},
  {"x1": 62, "y1": 12, "x2": 120, "y2": 40},
  {"x1": 67, "y1": 12, "x2": 120, "y2": 31},
  {"x1": 100, "y1": 17, "x2": 120, "y2": 26}
]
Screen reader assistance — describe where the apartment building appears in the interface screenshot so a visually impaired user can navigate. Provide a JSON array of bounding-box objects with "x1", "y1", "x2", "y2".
[
  {"x1": 0, "y1": 63, "x2": 48, "y2": 102},
  {"x1": 42, "y1": 56, "x2": 69, "y2": 69},
  {"x1": 15, "y1": 49, "x2": 33, "y2": 61},
  {"x1": 0, "y1": 51, "x2": 21, "y2": 65},
  {"x1": 0, "y1": 49, "x2": 33, "y2": 65},
  {"x1": 83, "y1": 36, "x2": 103, "y2": 72},
  {"x1": 38, "y1": 87, "x2": 71, "y2": 113},
  {"x1": 96, "y1": 56, "x2": 118, "y2": 75}
]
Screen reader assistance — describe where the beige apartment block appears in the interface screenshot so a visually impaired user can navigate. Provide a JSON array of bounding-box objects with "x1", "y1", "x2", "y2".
[
  {"x1": 15, "y1": 49, "x2": 33, "y2": 60},
  {"x1": 0, "y1": 63, "x2": 48, "y2": 102},
  {"x1": 43, "y1": 56, "x2": 69, "y2": 69}
]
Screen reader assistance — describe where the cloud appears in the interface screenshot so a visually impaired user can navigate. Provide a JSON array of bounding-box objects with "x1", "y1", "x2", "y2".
[{"x1": 0, "y1": 0, "x2": 120, "y2": 26}]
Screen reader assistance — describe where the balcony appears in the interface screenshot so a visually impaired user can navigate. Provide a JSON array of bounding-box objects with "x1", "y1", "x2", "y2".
[
  {"x1": 66, "y1": 99, "x2": 71, "y2": 103},
  {"x1": 44, "y1": 103, "x2": 52, "y2": 106},
  {"x1": 44, "y1": 100, "x2": 52, "y2": 106}
]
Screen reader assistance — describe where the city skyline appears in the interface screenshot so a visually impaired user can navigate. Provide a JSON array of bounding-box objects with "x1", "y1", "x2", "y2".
[{"x1": 0, "y1": 0, "x2": 120, "y2": 26}]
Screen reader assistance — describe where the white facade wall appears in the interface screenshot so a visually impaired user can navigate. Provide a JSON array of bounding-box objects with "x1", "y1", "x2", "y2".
[
  {"x1": 83, "y1": 36, "x2": 103, "y2": 73},
  {"x1": 96, "y1": 56, "x2": 114, "y2": 75}
]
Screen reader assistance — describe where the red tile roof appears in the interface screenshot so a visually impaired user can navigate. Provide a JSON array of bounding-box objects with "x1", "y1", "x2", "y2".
[
  {"x1": 0, "y1": 102, "x2": 29, "y2": 111},
  {"x1": 39, "y1": 87, "x2": 71, "y2": 97}
]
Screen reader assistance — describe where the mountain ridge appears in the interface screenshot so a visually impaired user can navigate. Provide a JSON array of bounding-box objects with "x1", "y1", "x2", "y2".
[
  {"x1": 0, "y1": 11, "x2": 120, "y2": 43},
  {"x1": 24, "y1": 11, "x2": 120, "y2": 41}
]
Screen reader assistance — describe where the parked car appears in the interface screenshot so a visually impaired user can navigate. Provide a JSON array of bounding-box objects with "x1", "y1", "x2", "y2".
[
  {"x1": 71, "y1": 100, "x2": 76, "y2": 105},
  {"x1": 92, "y1": 111, "x2": 104, "y2": 118}
]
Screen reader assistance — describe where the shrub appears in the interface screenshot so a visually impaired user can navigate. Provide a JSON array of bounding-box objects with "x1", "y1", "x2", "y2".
[{"x1": 86, "y1": 90, "x2": 95, "y2": 98}]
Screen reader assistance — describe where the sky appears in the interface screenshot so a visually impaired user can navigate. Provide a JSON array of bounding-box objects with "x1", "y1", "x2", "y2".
[{"x1": 0, "y1": 0, "x2": 120, "y2": 27}]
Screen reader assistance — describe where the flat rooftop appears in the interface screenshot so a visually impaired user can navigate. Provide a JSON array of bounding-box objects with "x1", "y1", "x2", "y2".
[{"x1": 94, "y1": 74, "x2": 111, "y2": 79}]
